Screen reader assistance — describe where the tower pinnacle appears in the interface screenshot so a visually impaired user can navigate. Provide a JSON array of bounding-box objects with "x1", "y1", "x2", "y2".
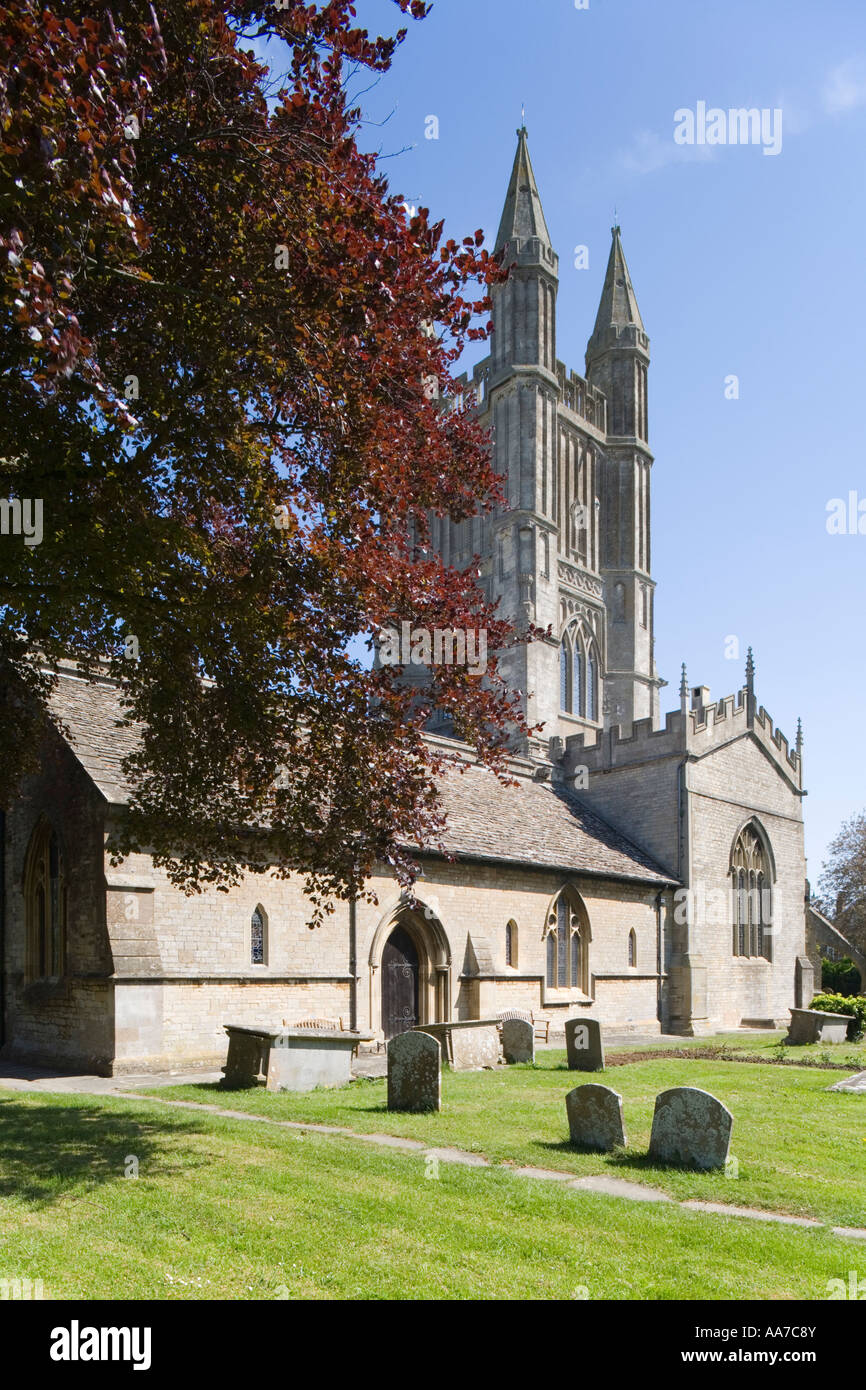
[
  {"x1": 587, "y1": 225, "x2": 645, "y2": 352},
  {"x1": 494, "y1": 127, "x2": 552, "y2": 254},
  {"x1": 679, "y1": 663, "x2": 689, "y2": 710},
  {"x1": 745, "y1": 647, "x2": 755, "y2": 695}
]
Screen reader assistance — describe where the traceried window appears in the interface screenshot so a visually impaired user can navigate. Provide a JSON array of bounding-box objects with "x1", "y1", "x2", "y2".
[
  {"x1": 731, "y1": 825, "x2": 773, "y2": 961},
  {"x1": 559, "y1": 621, "x2": 601, "y2": 722},
  {"x1": 505, "y1": 920, "x2": 518, "y2": 968},
  {"x1": 545, "y1": 889, "x2": 589, "y2": 992},
  {"x1": 24, "y1": 819, "x2": 66, "y2": 980},
  {"x1": 250, "y1": 905, "x2": 268, "y2": 966}
]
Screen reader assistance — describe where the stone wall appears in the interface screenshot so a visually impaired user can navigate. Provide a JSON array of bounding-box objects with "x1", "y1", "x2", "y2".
[
  {"x1": 683, "y1": 735, "x2": 806, "y2": 1032},
  {"x1": 1, "y1": 729, "x2": 114, "y2": 1073},
  {"x1": 106, "y1": 851, "x2": 666, "y2": 1069}
]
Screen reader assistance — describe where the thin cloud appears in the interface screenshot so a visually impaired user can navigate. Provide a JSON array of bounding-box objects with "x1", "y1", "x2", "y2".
[
  {"x1": 619, "y1": 128, "x2": 714, "y2": 175},
  {"x1": 822, "y1": 59, "x2": 866, "y2": 115}
]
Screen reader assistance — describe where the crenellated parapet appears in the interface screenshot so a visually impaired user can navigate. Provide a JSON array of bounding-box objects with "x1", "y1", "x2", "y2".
[
  {"x1": 555, "y1": 361, "x2": 608, "y2": 434},
  {"x1": 561, "y1": 681, "x2": 803, "y2": 792}
]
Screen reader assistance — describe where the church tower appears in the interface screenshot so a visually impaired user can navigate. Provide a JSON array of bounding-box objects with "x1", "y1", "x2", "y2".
[
  {"x1": 432, "y1": 130, "x2": 661, "y2": 749},
  {"x1": 586, "y1": 228, "x2": 660, "y2": 729},
  {"x1": 480, "y1": 127, "x2": 563, "y2": 742}
]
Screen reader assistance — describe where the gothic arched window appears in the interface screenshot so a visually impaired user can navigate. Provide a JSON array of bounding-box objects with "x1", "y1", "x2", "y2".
[
  {"x1": 545, "y1": 889, "x2": 590, "y2": 992},
  {"x1": 24, "y1": 819, "x2": 66, "y2": 981},
  {"x1": 559, "y1": 622, "x2": 601, "y2": 722},
  {"x1": 505, "y1": 920, "x2": 518, "y2": 968},
  {"x1": 731, "y1": 825, "x2": 772, "y2": 961},
  {"x1": 250, "y1": 905, "x2": 268, "y2": 966},
  {"x1": 628, "y1": 929, "x2": 637, "y2": 969}
]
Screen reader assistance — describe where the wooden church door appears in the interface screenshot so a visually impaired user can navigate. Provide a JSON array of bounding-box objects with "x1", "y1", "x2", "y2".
[{"x1": 382, "y1": 925, "x2": 420, "y2": 1039}]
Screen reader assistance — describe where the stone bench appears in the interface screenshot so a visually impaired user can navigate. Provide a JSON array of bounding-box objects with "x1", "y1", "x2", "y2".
[
  {"x1": 221, "y1": 1023, "x2": 373, "y2": 1092},
  {"x1": 413, "y1": 1019, "x2": 501, "y2": 1071},
  {"x1": 785, "y1": 1007, "x2": 852, "y2": 1045}
]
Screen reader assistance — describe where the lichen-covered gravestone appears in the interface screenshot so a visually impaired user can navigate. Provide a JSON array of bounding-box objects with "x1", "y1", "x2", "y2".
[
  {"x1": 501, "y1": 1017, "x2": 535, "y2": 1065},
  {"x1": 387, "y1": 1029, "x2": 441, "y2": 1113},
  {"x1": 648, "y1": 1086, "x2": 733, "y2": 1170},
  {"x1": 565, "y1": 1016, "x2": 604, "y2": 1071},
  {"x1": 566, "y1": 1083, "x2": 627, "y2": 1151}
]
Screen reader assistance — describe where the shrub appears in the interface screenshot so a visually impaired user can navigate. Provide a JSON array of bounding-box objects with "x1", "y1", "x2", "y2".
[
  {"x1": 810, "y1": 993, "x2": 866, "y2": 1041},
  {"x1": 821, "y1": 956, "x2": 862, "y2": 996}
]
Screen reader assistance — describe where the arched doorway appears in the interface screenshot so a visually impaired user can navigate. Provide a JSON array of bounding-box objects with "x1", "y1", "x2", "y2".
[
  {"x1": 382, "y1": 925, "x2": 420, "y2": 1038},
  {"x1": 369, "y1": 900, "x2": 452, "y2": 1041}
]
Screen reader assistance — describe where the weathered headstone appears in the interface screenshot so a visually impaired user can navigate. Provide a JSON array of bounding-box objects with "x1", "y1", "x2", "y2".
[
  {"x1": 565, "y1": 1016, "x2": 604, "y2": 1071},
  {"x1": 648, "y1": 1086, "x2": 733, "y2": 1170},
  {"x1": 501, "y1": 1017, "x2": 535, "y2": 1065},
  {"x1": 566, "y1": 1083, "x2": 626, "y2": 1151},
  {"x1": 387, "y1": 1029, "x2": 441, "y2": 1112}
]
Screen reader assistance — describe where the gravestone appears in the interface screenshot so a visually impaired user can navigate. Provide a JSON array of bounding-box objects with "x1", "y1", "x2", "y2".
[
  {"x1": 648, "y1": 1086, "x2": 733, "y2": 1170},
  {"x1": 387, "y1": 1029, "x2": 441, "y2": 1112},
  {"x1": 565, "y1": 1016, "x2": 604, "y2": 1071},
  {"x1": 501, "y1": 1017, "x2": 535, "y2": 1065},
  {"x1": 566, "y1": 1083, "x2": 626, "y2": 1151}
]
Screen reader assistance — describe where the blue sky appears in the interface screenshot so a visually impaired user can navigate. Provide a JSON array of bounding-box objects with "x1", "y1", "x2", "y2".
[{"x1": 257, "y1": 0, "x2": 866, "y2": 884}]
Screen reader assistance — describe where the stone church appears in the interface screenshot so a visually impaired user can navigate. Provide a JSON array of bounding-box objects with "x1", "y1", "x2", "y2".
[{"x1": 0, "y1": 130, "x2": 818, "y2": 1075}]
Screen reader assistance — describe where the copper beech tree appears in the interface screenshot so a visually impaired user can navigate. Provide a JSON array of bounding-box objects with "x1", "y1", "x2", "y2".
[{"x1": 0, "y1": 1, "x2": 533, "y2": 918}]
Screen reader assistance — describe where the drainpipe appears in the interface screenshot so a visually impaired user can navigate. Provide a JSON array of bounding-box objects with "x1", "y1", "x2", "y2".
[{"x1": 348, "y1": 893, "x2": 357, "y2": 1032}]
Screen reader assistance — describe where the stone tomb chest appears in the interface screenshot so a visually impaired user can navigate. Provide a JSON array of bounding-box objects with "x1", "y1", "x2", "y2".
[
  {"x1": 221, "y1": 1024, "x2": 371, "y2": 1093},
  {"x1": 414, "y1": 1020, "x2": 501, "y2": 1071},
  {"x1": 786, "y1": 1008, "x2": 852, "y2": 1045}
]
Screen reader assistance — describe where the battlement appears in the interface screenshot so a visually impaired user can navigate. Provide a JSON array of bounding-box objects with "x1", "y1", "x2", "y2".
[
  {"x1": 555, "y1": 360, "x2": 608, "y2": 433},
  {"x1": 561, "y1": 682, "x2": 803, "y2": 790},
  {"x1": 562, "y1": 706, "x2": 688, "y2": 775}
]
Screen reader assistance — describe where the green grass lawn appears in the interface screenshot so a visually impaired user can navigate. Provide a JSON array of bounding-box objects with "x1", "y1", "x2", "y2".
[
  {"x1": 144, "y1": 1050, "x2": 866, "y2": 1227},
  {"x1": 0, "y1": 1088, "x2": 862, "y2": 1301}
]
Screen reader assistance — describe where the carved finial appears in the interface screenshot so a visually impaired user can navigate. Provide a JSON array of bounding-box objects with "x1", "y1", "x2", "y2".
[
  {"x1": 796, "y1": 717, "x2": 803, "y2": 756},
  {"x1": 745, "y1": 646, "x2": 755, "y2": 694},
  {"x1": 679, "y1": 663, "x2": 688, "y2": 704}
]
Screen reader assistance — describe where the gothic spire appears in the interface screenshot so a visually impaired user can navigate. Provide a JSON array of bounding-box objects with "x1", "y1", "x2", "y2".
[
  {"x1": 588, "y1": 225, "x2": 645, "y2": 346},
  {"x1": 494, "y1": 126, "x2": 552, "y2": 254}
]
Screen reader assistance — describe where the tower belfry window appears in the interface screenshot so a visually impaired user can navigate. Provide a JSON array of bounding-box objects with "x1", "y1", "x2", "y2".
[{"x1": 559, "y1": 621, "x2": 600, "y2": 722}]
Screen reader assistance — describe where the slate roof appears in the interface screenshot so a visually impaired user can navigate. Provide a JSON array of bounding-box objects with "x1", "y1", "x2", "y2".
[
  {"x1": 49, "y1": 667, "x2": 138, "y2": 804},
  {"x1": 429, "y1": 762, "x2": 674, "y2": 885},
  {"x1": 47, "y1": 666, "x2": 674, "y2": 886}
]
